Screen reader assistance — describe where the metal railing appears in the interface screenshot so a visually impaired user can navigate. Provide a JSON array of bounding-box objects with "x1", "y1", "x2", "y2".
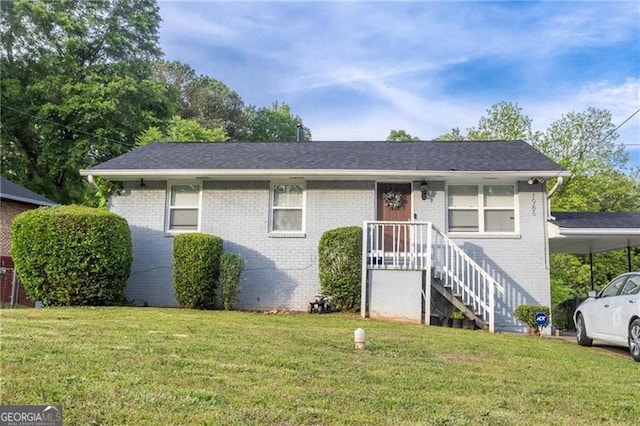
[{"x1": 362, "y1": 221, "x2": 504, "y2": 332}]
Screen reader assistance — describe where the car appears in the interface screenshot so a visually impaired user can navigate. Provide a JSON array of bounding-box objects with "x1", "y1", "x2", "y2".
[{"x1": 573, "y1": 272, "x2": 640, "y2": 362}]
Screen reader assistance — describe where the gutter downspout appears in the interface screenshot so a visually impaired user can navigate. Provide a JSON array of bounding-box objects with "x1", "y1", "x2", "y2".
[
  {"x1": 87, "y1": 174, "x2": 99, "y2": 190},
  {"x1": 546, "y1": 176, "x2": 563, "y2": 221}
]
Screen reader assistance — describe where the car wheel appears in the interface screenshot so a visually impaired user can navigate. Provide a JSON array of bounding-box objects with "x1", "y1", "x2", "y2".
[
  {"x1": 628, "y1": 318, "x2": 640, "y2": 362},
  {"x1": 576, "y1": 313, "x2": 592, "y2": 347}
]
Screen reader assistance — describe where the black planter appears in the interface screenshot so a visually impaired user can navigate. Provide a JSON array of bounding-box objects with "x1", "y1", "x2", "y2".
[
  {"x1": 463, "y1": 318, "x2": 476, "y2": 330},
  {"x1": 430, "y1": 315, "x2": 442, "y2": 326},
  {"x1": 451, "y1": 318, "x2": 463, "y2": 328},
  {"x1": 441, "y1": 317, "x2": 452, "y2": 327}
]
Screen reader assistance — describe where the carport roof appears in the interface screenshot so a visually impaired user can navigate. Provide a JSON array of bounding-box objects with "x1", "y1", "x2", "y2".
[{"x1": 548, "y1": 212, "x2": 640, "y2": 254}]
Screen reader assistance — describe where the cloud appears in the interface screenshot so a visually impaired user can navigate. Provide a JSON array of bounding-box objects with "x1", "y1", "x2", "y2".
[{"x1": 157, "y1": 1, "x2": 639, "y2": 168}]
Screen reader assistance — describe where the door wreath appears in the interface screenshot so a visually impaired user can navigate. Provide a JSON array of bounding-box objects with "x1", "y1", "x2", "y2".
[{"x1": 382, "y1": 190, "x2": 405, "y2": 210}]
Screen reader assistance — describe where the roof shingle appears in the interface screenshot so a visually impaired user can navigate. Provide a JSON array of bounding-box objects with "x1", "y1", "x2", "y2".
[{"x1": 88, "y1": 140, "x2": 566, "y2": 173}]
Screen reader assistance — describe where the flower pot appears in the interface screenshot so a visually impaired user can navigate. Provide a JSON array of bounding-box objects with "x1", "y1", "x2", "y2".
[
  {"x1": 452, "y1": 318, "x2": 463, "y2": 328},
  {"x1": 462, "y1": 318, "x2": 476, "y2": 330}
]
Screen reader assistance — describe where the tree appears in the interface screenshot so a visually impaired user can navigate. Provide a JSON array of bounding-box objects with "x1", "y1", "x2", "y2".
[
  {"x1": 243, "y1": 102, "x2": 311, "y2": 141},
  {"x1": 0, "y1": 0, "x2": 173, "y2": 204},
  {"x1": 387, "y1": 129, "x2": 420, "y2": 141},
  {"x1": 534, "y1": 107, "x2": 627, "y2": 177},
  {"x1": 436, "y1": 101, "x2": 538, "y2": 142},
  {"x1": 137, "y1": 116, "x2": 228, "y2": 146},
  {"x1": 435, "y1": 127, "x2": 465, "y2": 141},
  {"x1": 152, "y1": 61, "x2": 246, "y2": 140}
]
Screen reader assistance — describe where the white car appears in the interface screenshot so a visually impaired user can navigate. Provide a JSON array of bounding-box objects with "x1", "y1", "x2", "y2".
[{"x1": 574, "y1": 272, "x2": 640, "y2": 362}]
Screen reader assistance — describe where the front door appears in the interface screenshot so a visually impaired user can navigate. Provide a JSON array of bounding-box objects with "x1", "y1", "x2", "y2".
[{"x1": 377, "y1": 183, "x2": 412, "y2": 251}]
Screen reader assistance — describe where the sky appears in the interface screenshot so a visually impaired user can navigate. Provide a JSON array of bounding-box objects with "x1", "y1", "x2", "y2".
[{"x1": 157, "y1": 1, "x2": 640, "y2": 168}]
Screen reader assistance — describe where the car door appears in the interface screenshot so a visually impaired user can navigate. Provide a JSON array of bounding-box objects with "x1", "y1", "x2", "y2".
[
  {"x1": 587, "y1": 275, "x2": 626, "y2": 339},
  {"x1": 613, "y1": 274, "x2": 640, "y2": 343}
]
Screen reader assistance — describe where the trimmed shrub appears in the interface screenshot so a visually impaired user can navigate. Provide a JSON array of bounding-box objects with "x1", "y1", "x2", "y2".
[
  {"x1": 173, "y1": 233, "x2": 223, "y2": 309},
  {"x1": 10, "y1": 205, "x2": 132, "y2": 306},
  {"x1": 220, "y1": 253, "x2": 244, "y2": 310},
  {"x1": 514, "y1": 304, "x2": 551, "y2": 330},
  {"x1": 318, "y1": 226, "x2": 363, "y2": 311}
]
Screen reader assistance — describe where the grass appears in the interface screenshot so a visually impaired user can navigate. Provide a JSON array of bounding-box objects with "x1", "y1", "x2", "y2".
[{"x1": 1, "y1": 308, "x2": 638, "y2": 425}]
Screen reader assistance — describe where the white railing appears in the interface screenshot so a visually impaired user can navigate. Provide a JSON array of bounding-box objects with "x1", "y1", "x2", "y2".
[{"x1": 362, "y1": 221, "x2": 504, "y2": 332}]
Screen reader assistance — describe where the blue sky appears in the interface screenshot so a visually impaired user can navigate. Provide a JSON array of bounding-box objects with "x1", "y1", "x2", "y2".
[{"x1": 158, "y1": 1, "x2": 640, "y2": 168}]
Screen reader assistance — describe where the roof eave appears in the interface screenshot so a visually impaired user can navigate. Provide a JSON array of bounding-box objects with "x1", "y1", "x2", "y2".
[
  {"x1": 80, "y1": 168, "x2": 570, "y2": 181},
  {"x1": 0, "y1": 194, "x2": 56, "y2": 206}
]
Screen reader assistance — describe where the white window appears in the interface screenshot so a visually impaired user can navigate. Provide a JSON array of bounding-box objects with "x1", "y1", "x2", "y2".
[
  {"x1": 270, "y1": 183, "x2": 305, "y2": 233},
  {"x1": 167, "y1": 183, "x2": 201, "y2": 231},
  {"x1": 447, "y1": 184, "x2": 515, "y2": 233}
]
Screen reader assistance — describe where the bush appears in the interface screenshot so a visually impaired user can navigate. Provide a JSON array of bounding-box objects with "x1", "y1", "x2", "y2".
[
  {"x1": 514, "y1": 304, "x2": 551, "y2": 329},
  {"x1": 318, "y1": 226, "x2": 362, "y2": 311},
  {"x1": 173, "y1": 233, "x2": 223, "y2": 309},
  {"x1": 10, "y1": 205, "x2": 132, "y2": 306},
  {"x1": 220, "y1": 253, "x2": 244, "y2": 310}
]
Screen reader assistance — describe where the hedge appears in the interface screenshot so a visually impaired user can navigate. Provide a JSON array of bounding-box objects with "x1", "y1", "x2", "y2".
[
  {"x1": 173, "y1": 233, "x2": 223, "y2": 309},
  {"x1": 220, "y1": 252, "x2": 244, "y2": 310},
  {"x1": 10, "y1": 205, "x2": 133, "y2": 306},
  {"x1": 318, "y1": 226, "x2": 363, "y2": 311}
]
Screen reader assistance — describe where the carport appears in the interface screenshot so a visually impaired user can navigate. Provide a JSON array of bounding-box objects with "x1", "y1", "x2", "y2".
[{"x1": 548, "y1": 212, "x2": 640, "y2": 289}]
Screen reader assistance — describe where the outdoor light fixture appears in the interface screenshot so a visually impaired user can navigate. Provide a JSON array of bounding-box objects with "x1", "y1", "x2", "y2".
[{"x1": 420, "y1": 180, "x2": 429, "y2": 200}]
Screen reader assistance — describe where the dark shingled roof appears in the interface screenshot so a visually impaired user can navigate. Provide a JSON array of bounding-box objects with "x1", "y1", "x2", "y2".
[
  {"x1": 0, "y1": 177, "x2": 55, "y2": 206},
  {"x1": 552, "y1": 212, "x2": 640, "y2": 229},
  {"x1": 88, "y1": 140, "x2": 566, "y2": 173}
]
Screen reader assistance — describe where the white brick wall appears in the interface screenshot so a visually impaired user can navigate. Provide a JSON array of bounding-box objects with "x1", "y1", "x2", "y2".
[{"x1": 109, "y1": 178, "x2": 551, "y2": 331}]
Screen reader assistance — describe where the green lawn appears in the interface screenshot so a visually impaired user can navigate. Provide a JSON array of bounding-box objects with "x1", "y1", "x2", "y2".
[{"x1": 1, "y1": 308, "x2": 637, "y2": 425}]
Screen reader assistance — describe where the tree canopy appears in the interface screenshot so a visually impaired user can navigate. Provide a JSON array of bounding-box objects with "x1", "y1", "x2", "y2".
[
  {"x1": 1, "y1": 0, "x2": 173, "y2": 204},
  {"x1": 436, "y1": 101, "x2": 537, "y2": 142},
  {"x1": 387, "y1": 129, "x2": 420, "y2": 141},
  {"x1": 136, "y1": 116, "x2": 228, "y2": 146},
  {"x1": 243, "y1": 102, "x2": 311, "y2": 141}
]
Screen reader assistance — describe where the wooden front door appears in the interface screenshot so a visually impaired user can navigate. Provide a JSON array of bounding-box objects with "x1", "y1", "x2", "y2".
[{"x1": 377, "y1": 183, "x2": 412, "y2": 251}]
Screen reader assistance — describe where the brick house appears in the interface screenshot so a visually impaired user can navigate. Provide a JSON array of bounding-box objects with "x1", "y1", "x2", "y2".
[
  {"x1": 0, "y1": 177, "x2": 56, "y2": 306},
  {"x1": 82, "y1": 140, "x2": 574, "y2": 332}
]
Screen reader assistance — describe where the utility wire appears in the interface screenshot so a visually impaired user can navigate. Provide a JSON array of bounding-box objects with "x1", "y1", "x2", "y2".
[
  {"x1": 1, "y1": 104, "x2": 137, "y2": 149},
  {"x1": 601, "y1": 107, "x2": 640, "y2": 145}
]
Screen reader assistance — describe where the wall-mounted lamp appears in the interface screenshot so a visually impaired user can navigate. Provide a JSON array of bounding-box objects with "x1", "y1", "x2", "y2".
[
  {"x1": 527, "y1": 177, "x2": 544, "y2": 185},
  {"x1": 420, "y1": 180, "x2": 429, "y2": 200}
]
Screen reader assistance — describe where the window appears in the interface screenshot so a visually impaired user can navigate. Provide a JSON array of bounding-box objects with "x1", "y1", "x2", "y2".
[
  {"x1": 167, "y1": 183, "x2": 200, "y2": 231},
  {"x1": 599, "y1": 275, "x2": 626, "y2": 298},
  {"x1": 447, "y1": 184, "x2": 515, "y2": 233},
  {"x1": 621, "y1": 275, "x2": 640, "y2": 296},
  {"x1": 271, "y1": 183, "x2": 304, "y2": 233}
]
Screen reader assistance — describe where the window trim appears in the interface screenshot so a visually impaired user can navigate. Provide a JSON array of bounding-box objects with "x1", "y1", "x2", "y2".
[
  {"x1": 269, "y1": 182, "x2": 306, "y2": 235},
  {"x1": 446, "y1": 183, "x2": 518, "y2": 235},
  {"x1": 165, "y1": 181, "x2": 202, "y2": 233}
]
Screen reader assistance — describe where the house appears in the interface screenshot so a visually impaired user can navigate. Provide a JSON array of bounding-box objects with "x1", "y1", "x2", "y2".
[
  {"x1": 0, "y1": 177, "x2": 56, "y2": 307},
  {"x1": 81, "y1": 140, "x2": 570, "y2": 332}
]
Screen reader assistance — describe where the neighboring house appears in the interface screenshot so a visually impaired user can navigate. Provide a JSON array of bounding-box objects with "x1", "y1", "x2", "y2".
[
  {"x1": 81, "y1": 140, "x2": 570, "y2": 332},
  {"x1": 0, "y1": 177, "x2": 56, "y2": 307}
]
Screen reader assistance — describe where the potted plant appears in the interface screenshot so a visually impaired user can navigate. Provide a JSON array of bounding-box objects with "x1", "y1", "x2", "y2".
[
  {"x1": 451, "y1": 310, "x2": 464, "y2": 328},
  {"x1": 514, "y1": 304, "x2": 550, "y2": 336}
]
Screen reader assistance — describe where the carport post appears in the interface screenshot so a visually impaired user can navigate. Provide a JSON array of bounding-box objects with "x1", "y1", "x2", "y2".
[
  {"x1": 628, "y1": 245, "x2": 632, "y2": 272},
  {"x1": 589, "y1": 252, "x2": 594, "y2": 291}
]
